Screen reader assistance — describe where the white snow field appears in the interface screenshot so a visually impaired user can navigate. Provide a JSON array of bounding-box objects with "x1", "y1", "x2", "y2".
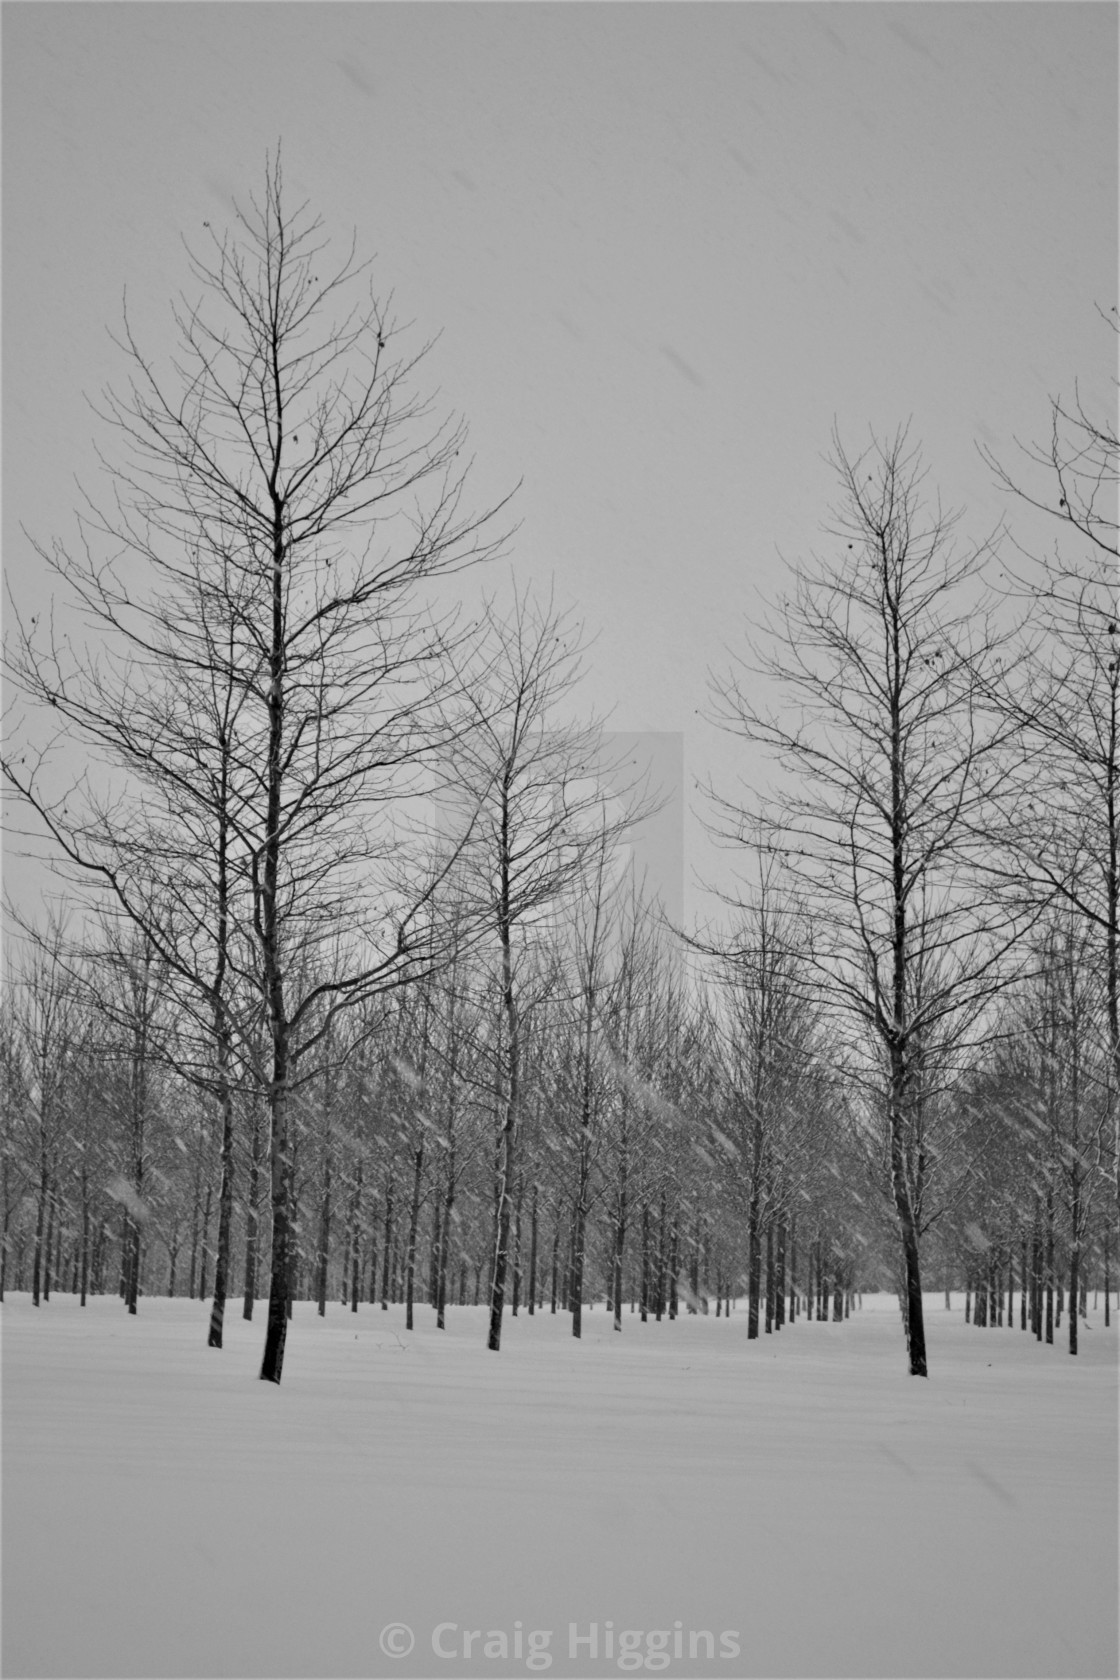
[{"x1": 2, "y1": 1292, "x2": 1116, "y2": 1680}]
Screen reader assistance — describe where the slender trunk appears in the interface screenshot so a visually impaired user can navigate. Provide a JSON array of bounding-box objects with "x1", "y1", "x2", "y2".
[
  {"x1": 428, "y1": 1200, "x2": 440, "y2": 1309},
  {"x1": 243, "y1": 1098, "x2": 264, "y2": 1319},
  {"x1": 188, "y1": 1131, "x2": 203, "y2": 1300},
  {"x1": 206, "y1": 748, "x2": 236, "y2": 1346},
  {"x1": 1104, "y1": 1233, "x2": 1111, "y2": 1329},
  {"x1": 258, "y1": 470, "x2": 295, "y2": 1386},
  {"x1": 344, "y1": 1158, "x2": 362, "y2": 1312},
  {"x1": 775, "y1": 1213, "x2": 787, "y2": 1330},
  {"x1": 341, "y1": 1189, "x2": 354, "y2": 1308},
  {"x1": 125, "y1": 953, "x2": 153, "y2": 1317},
  {"x1": 405, "y1": 1140, "x2": 423, "y2": 1331},
  {"x1": 198, "y1": 1176, "x2": 213, "y2": 1305},
  {"x1": 437, "y1": 1169, "x2": 454, "y2": 1330},
  {"x1": 764, "y1": 1221, "x2": 774, "y2": 1334},
  {"x1": 488, "y1": 801, "x2": 519, "y2": 1354},
  {"x1": 571, "y1": 982, "x2": 596, "y2": 1341},
  {"x1": 687, "y1": 1204, "x2": 700, "y2": 1314},
  {"x1": 316, "y1": 1144, "x2": 332, "y2": 1319},
  {"x1": 79, "y1": 1175, "x2": 90, "y2": 1307},
  {"x1": 612, "y1": 1173, "x2": 627, "y2": 1334},
  {"x1": 550, "y1": 1211, "x2": 560, "y2": 1314},
  {"x1": 1045, "y1": 1185, "x2": 1055, "y2": 1345},
  {"x1": 747, "y1": 1164, "x2": 761, "y2": 1339},
  {"x1": 43, "y1": 1177, "x2": 56, "y2": 1303},
  {"x1": 31, "y1": 1148, "x2": 49, "y2": 1307},
  {"x1": 1069, "y1": 1172, "x2": 1081, "y2": 1357},
  {"x1": 528, "y1": 1182, "x2": 539, "y2": 1317},
  {"x1": 512, "y1": 1176, "x2": 523, "y2": 1317},
  {"x1": 367, "y1": 1210, "x2": 378, "y2": 1305},
  {"x1": 381, "y1": 1176, "x2": 394, "y2": 1309},
  {"x1": 207, "y1": 1058, "x2": 236, "y2": 1347}
]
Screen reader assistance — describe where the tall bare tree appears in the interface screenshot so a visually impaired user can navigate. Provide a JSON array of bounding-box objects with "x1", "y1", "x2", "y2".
[
  {"x1": 708, "y1": 429, "x2": 1020, "y2": 1375},
  {"x1": 3, "y1": 155, "x2": 508, "y2": 1382},
  {"x1": 983, "y1": 362, "x2": 1120, "y2": 1235},
  {"x1": 440, "y1": 589, "x2": 646, "y2": 1351}
]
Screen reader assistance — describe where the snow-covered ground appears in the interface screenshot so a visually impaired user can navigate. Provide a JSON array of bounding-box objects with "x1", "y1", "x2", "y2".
[{"x1": 3, "y1": 1292, "x2": 1116, "y2": 1680}]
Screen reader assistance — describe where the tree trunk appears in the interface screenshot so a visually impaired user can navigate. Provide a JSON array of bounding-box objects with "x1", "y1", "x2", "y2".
[
  {"x1": 437, "y1": 1170, "x2": 454, "y2": 1331},
  {"x1": 316, "y1": 1179, "x2": 331, "y2": 1318},
  {"x1": 775, "y1": 1213, "x2": 787, "y2": 1330},
  {"x1": 405, "y1": 1140, "x2": 423, "y2": 1332},
  {"x1": 79, "y1": 1176, "x2": 90, "y2": 1307},
  {"x1": 640, "y1": 1201, "x2": 650, "y2": 1323},
  {"x1": 528, "y1": 1182, "x2": 539, "y2": 1317},
  {"x1": 512, "y1": 1176, "x2": 523, "y2": 1317},
  {"x1": 346, "y1": 1157, "x2": 362, "y2": 1312},
  {"x1": 42, "y1": 1178, "x2": 56, "y2": 1303},
  {"x1": 381, "y1": 1175, "x2": 394, "y2": 1310},
  {"x1": 747, "y1": 1173, "x2": 761, "y2": 1339},
  {"x1": 889, "y1": 1071, "x2": 927, "y2": 1375},
  {"x1": 31, "y1": 1153, "x2": 49, "y2": 1308},
  {"x1": 208, "y1": 1061, "x2": 236, "y2": 1347},
  {"x1": 427, "y1": 1200, "x2": 440, "y2": 1309},
  {"x1": 1068, "y1": 1169, "x2": 1081, "y2": 1357},
  {"x1": 198, "y1": 1176, "x2": 213, "y2": 1305},
  {"x1": 612, "y1": 1175, "x2": 627, "y2": 1334},
  {"x1": 550, "y1": 1212, "x2": 560, "y2": 1314},
  {"x1": 242, "y1": 1099, "x2": 263, "y2": 1320},
  {"x1": 1045, "y1": 1186, "x2": 1055, "y2": 1345},
  {"x1": 488, "y1": 841, "x2": 520, "y2": 1354},
  {"x1": 1104, "y1": 1232, "x2": 1111, "y2": 1329}
]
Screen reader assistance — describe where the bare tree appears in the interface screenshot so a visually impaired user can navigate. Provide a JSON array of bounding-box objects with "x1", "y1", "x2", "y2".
[
  {"x1": 707, "y1": 428, "x2": 1021, "y2": 1375},
  {"x1": 0, "y1": 993, "x2": 32, "y2": 1302},
  {"x1": 982, "y1": 363, "x2": 1120, "y2": 1235},
  {"x1": 712, "y1": 883, "x2": 823, "y2": 1340},
  {"x1": 6, "y1": 919, "x2": 85, "y2": 1309},
  {"x1": 599, "y1": 887, "x2": 667, "y2": 1332},
  {"x1": 440, "y1": 589, "x2": 647, "y2": 1351},
  {"x1": 3, "y1": 155, "x2": 509, "y2": 1382}
]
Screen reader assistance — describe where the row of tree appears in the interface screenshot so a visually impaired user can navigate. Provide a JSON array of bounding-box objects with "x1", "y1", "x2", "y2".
[
  {"x1": 2, "y1": 867, "x2": 1114, "y2": 1362},
  {"x1": 3, "y1": 160, "x2": 1117, "y2": 1381}
]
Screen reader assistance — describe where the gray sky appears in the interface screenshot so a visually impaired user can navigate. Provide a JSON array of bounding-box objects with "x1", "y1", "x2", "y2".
[{"x1": 3, "y1": 1, "x2": 1117, "y2": 925}]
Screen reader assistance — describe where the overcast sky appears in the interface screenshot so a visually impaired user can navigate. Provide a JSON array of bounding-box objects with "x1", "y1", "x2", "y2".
[{"x1": 3, "y1": 1, "x2": 1117, "y2": 926}]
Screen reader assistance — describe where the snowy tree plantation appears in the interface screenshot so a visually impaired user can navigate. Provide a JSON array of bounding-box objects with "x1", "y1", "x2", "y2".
[{"x1": 3, "y1": 156, "x2": 1117, "y2": 1680}]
